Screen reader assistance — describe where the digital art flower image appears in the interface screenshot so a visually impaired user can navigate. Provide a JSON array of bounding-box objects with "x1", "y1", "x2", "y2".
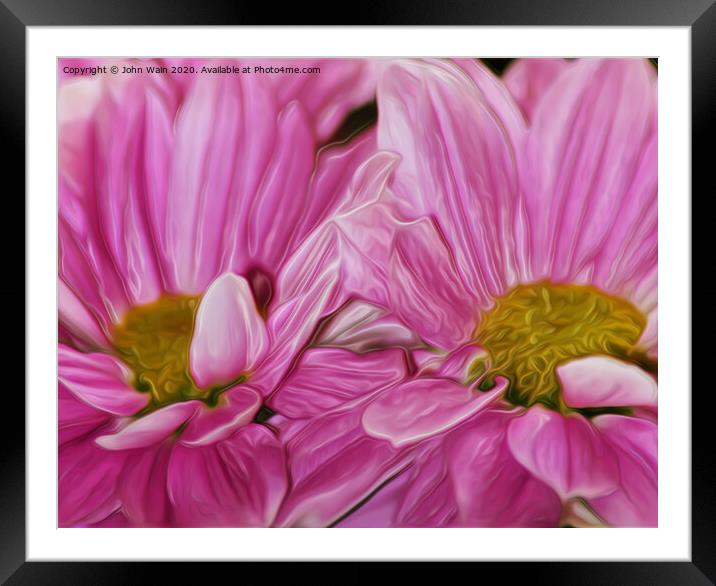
[{"x1": 58, "y1": 57, "x2": 657, "y2": 528}]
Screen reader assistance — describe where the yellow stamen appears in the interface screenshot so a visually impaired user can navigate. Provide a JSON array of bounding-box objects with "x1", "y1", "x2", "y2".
[
  {"x1": 112, "y1": 294, "x2": 203, "y2": 407},
  {"x1": 474, "y1": 281, "x2": 646, "y2": 409}
]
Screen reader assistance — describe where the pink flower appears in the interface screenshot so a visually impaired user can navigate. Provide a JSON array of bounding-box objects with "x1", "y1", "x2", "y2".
[
  {"x1": 58, "y1": 59, "x2": 378, "y2": 527},
  {"x1": 271, "y1": 58, "x2": 657, "y2": 527}
]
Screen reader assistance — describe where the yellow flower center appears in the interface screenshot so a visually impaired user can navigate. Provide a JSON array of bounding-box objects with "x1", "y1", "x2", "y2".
[
  {"x1": 474, "y1": 281, "x2": 648, "y2": 410},
  {"x1": 112, "y1": 294, "x2": 206, "y2": 409}
]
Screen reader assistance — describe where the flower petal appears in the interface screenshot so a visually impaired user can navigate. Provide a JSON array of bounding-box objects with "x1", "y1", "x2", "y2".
[
  {"x1": 503, "y1": 58, "x2": 571, "y2": 122},
  {"x1": 95, "y1": 401, "x2": 200, "y2": 450},
  {"x1": 589, "y1": 414, "x2": 657, "y2": 527},
  {"x1": 338, "y1": 408, "x2": 562, "y2": 528},
  {"x1": 117, "y1": 439, "x2": 175, "y2": 527},
  {"x1": 362, "y1": 377, "x2": 506, "y2": 448},
  {"x1": 275, "y1": 406, "x2": 412, "y2": 527},
  {"x1": 270, "y1": 348, "x2": 408, "y2": 418},
  {"x1": 91, "y1": 77, "x2": 169, "y2": 306},
  {"x1": 167, "y1": 424, "x2": 287, "y2": 527},
  {"x1": 521, "y1": 59, "x2": 657, "y2": 290},
  {"x1": 389, "y1": 217, "x2": 477, "y2": 350},
  {"x1": 443, "y1": 409, "x2": 562, "y2": 526},
  {"x1": 179, "y1": 386, "x2": 262, "y2": 447},
  {"x1": 58, "y1": 383, "x2": 112, "y2": 446},
  {"x1": 153, "y1": 72, "x2": 279, "y2": 293},
  {"x1": 559, "y1": 356, "x2": 657, "y2": 409},
  {"x1": 58, "y1": 279, "x2": 110, "y2": 350},
  {"x1": 189, "y1": 273, "x2": 269, "y2": 389},
  {"x1": 316, "y1": 300, "x2": 422, "y2": 352},
  {"x1": 59, "y1": 434, "x2": 127, "y2": 526},
  {"x1": 58, "y1": 344, "x2": 149, "y2": 416},
  {"x1": 265, "y1": 58, "x2": 378, "y2": 141},
  {"x1": 377, "y1": 59, "x2": 523, "y2": 303},
  {"x1": 507, "y1": 405, "x2": 620, "y2": 499}
]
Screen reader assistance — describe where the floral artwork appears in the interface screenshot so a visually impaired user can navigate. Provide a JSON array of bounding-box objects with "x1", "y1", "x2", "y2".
[{"x1": 58, "y1": 58, "x2": 657, "y2": 528}]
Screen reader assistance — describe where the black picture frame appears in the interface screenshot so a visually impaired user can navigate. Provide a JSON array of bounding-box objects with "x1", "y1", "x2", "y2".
[{"x1": 7, "y1": 1, "x2": 708, "y2": 583}]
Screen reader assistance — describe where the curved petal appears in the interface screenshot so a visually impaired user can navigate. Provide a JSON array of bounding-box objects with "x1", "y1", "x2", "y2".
[
  {"x1": 286, "y1": 129, "x2": 379, "y2": 255},
  {"x1": 241, "y1": 101, "x2": 316, "y2": 271},
  {"x1": 417, "y1": 343, "x2": 487, "y2": 383},
  {"x1": 377, "y1": 59, "x2": 524, "y2": 303},
  {"x1": 59, "y1": 383, "x2": 112, "y2": 446},
  {"x1": 58, "y1": 344, "x2": 149, "y2": 416},
  {"x1": 521, "y1": 59, "x2": 657, "y2": 290},
  {"x1": 179, "y1": 386, "x2": 262, "y2": 447},
  {"x1": 95, "y1": 401, "x2": 200, "y2": 450},
  {"x1": 150, "y1": 71, "x2": 277, "y2": 293},
  {"x1": 91, "y1": 77, "x2": 169, "y2": 306},
  {"x1": 559, "y1": 356, "x2": 657, "y2": 410},
  {"x1": 270, "y1": 347, "x2": 408, "y2": 419},
  {"x1": 316, "y1": 300, "x2": 422, "y2": 352},
  {"x1": 117, "y1": 439, "x2": 175, "y2": 527},
  {"x1": 275, "y1": 406, "x2": 412, "y2": 527},
  {"x1": 589, "y1": 414, "x2": 657, "y2": 527},
  {"x1": 338, "y1": 408, "x2": 561, "y2": 528},
  {"x1": 59, "y1": 434, "x2": 128, "y2": 526},
  {"x1": 266, "y1": 58, "x2": 378, "y2": 141},
  {"x1": 503, "y1": 58, "x2": 571, "y2": 122},
  {"x1": 58, "y1": 278, "x2": 110, "y2": 350},
  {"x1": 189, "y1": 273, "x2": 269, "y2": 389},
  {"x1": 389, "y1": 217, "x2": 477, "y2": 350},
  {"x1": 507, "y1": 405, "x2": 620, "y2": 499},
  {"x1": 253, "y1": 224, "x2": 344, "y2": 394},
  {"x1": 167, "y1": 424, "x2": 287, "y2": 527},
  {"x1": 452, "y1": 58, "x2": 528, "y2": 144},
  {"x1": 362, "y1": 377, "x2": 506, "y2": 448},
  {"x1": 443, "y1": 409, "x2": 562, "y2": 526}
]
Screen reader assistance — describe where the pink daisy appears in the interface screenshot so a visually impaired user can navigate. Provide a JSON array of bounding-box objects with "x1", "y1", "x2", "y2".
[
  {"x1": 271, "y1": 58, "x2": 657, "y2": 527},
  {"x1": 58, "y1": 58, "x2": 378, "y2": 527}
]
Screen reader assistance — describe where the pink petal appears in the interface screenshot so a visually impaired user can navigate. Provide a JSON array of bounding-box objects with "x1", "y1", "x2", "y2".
[
  {"x1": 287, "y1": 129, "x2": 379, "y2": 253},
  {"x1": 95, "y1": 401, "x2": 200, "y2": 450},
  {"x1": 507, "y1": 405, "x2": 620, "y2": 499},
  {"x1": 58, "y1": 383, "x2": 112, "y2": 446},
  {"x1": 252, "y1": 223, "x2": 346, "y2": 393},
  {"x1": 338, "y1": 408, "x2": 561, "y2": 528},
  {"x1": 559, "y1": 356, "x2": 657, "y2": 409},
  {"x1": 58, "y1": 278, "x2": 110, "y2": 350},
  {"x1": 389, "y1": 217, "x2": 477, "y2": 350},
  {"x1": 59, "y1": 182, "x2": 130, "y2": 329},
  {"x1": 362, "y1": 377, "x2": 506, "y2": 448},
  {"x1": 417, "y1": 343, "x2": 487, "y2": 383},
  {"x1": 90, "y1": 78, "x2": 169, "y2": 306},
  {"x1": 117, "y1": 439, "x2": 175, "y2": 527},
  {"x1": 377, "y1": 59, "x2": 523, "y2": 303},
  {"x1": 242, "y1": 101, "x2": 316, "y2": 272},
  {"x1": 590, "y1": 414, "x2": 657, "y2": 527},
  {"x1": 59, "y1": 434, "x2": 128, "y2": 526},
  {"x1": 453, "y1": 58, "x2": 528, "y2": 144},
  {"x1": 270, "y1": 348, "x2": 408, "y2": 418},
  {"x1": 443, "y1": 409, "x2": 562, "y2": 526},
  {"x1": 521, "y1": 59, "x2": 657, "y2": 290},
  {"x1": 179, "y1": 386, "x2": 262, "y2": 447},
  {"x1": 167, "y1": 424, "x2": 288, "y2": 527},
  {"x1": 275, "y1": 406, "x2": 411, "y2": 527},
  {"x1": 154, "y1": 71, "x2": 278, "y2": 293},
  {"x1": 503, "y1": 58, "x2": 571, "y2": 122},
  {"x1": 267, "y1": 58, "x2": 378, "y2": 141},
  {"x1": 316, "y1": 300, "x2": 422, "y2": 352},
  {"x1": 189, "y1": 273, "x2": 269, "y2": 389},
  {"x1": 58, "y1": 344, "x2": 149, "y2": 416}
]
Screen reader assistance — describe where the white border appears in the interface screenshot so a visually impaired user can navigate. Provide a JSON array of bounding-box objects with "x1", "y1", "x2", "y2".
[{"x1": 27, "y1": 26, "x2": 691, "y2": 561}]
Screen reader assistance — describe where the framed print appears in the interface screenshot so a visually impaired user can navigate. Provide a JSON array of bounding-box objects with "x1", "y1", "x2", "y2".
[{"x1": 10, "y1": 0, "x2": 709, "y2": 583}]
